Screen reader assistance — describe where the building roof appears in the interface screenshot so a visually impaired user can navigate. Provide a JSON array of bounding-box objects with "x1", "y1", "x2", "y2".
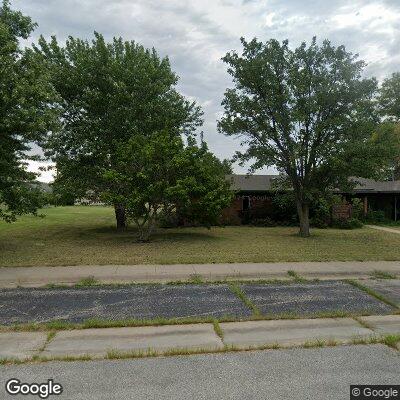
[
  {"x1": 352, "y1": 177, "x2": 400, "y2": 193},
  {"x1": 227, "y1": 174, "x2": 400, "y2": 194},
  {"x1": 226, "y1": 174, "x2": 279, "y2": 192}
]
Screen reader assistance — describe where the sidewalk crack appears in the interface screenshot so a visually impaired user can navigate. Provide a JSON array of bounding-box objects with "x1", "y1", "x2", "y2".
[{"x1": 35, "y1": 331, "x2": 57, "y2": 358}]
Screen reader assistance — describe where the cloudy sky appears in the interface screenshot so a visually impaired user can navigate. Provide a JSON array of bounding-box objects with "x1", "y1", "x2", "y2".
[{"x1": 15, "y1": 0, "x2": 400, "y2": 182}]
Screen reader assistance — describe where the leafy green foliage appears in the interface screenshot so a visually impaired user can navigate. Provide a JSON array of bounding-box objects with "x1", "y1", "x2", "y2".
[
  {"x1": 331, "y1": 218, "x2": 363, "y2": 230},
  {"x1": 375, "y1": 73, "x2": 400, "y2": 179},
  {"x1": 379, "y1": 72, "x2": 400, "y2": 121},
  {"x1": 350, "y1": 198, "x2": 363, "y2": 220},
  {"x1": 0, "y1": 1, "x2": 59, "y2": 221},
  {"x1": 364, "y1": 122, "x2": 400, "y2": 180},
  {"x1": 362, "y1": 210, "x2": 387, "y2": 224},
  {"x1": 36, "y1": 33, "x2": 202, "y2": 226},
  {"x1": 270, "y1": 193, "x2": 343, "y2": 228},
  {"x1": 219, "y1": 37, "x2": 394, "y2": 236},
  {"x1": 101, "y1": 132, "x2": 233, "y2": 241}
]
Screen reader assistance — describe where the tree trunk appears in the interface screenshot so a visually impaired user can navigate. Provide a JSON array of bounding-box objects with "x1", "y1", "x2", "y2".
[
  {"x1": 296, "y1": 200, "x2": 310, "y2": 237},
  {"x1": 114, "y1": 204, "x2": 126, "y2": 230},
  {"x1": 136, "y1": 219, "x2": 156, "y2": 242}
]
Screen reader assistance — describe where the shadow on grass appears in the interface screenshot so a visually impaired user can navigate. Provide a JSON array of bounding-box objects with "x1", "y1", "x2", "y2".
[
  {"x1": 78, "y1": 226, "x2": 221, "y2": 244},
  {"x1": 154, "y1": 230, "x2": 222, "y2": 243}
]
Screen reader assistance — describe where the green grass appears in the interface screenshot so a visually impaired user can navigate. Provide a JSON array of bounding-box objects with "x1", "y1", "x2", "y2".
[
  {"x1": 43, "y1": 278, "x2": 309, "y2": 289},
  {"x1": 213, "y1": 320, "x2": 224, "y2": 341},
  {"x1": 1, "y1": 310, "x2": 380, "y2": 333},
  {"x1": 287, "y1": 270, "x2": 307, "y2": 282},
  {"x1": 382, "y1": 334, "x2": 400, "y2": 349},
  {"x1": 371, "y1": 270, "x2": 397, "y2": 280},
  {"x1": 0, "y1": 316, "x2": 241, "y2": 332},
  {"x1": 303, "y1": 339, "x2": 331, "y2": 348},
  {"x1": 36, "y1": 331, "x2": 57, "y2": 354},
  {"x1": 229, "y1": 283, "x2": 260, "y2": 315},
  {"x1": 2, "y1": 206, "x2": 400, "y2": 267},
  {"x1": 75, "y1": 276, "x2": 99, "y2": 287}
]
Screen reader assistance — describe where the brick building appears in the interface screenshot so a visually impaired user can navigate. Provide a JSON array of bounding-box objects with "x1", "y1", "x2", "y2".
[{"x1": 222, "y1": 174, "x2": 400, "y2": 224}]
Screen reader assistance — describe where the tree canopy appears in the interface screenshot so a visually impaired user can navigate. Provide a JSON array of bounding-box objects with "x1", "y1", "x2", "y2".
[
  {"x1": 102, "y1": 131, "x2": 232, "y2": 241},
  {"x1": 36, "y1": 33, "x2": 203, "y2": 228},
  {"x1": 379, "y1": 72, "x2": 400, "y2": 122},
  {"x1": 219, "y1": 37, "x2": 396, "y2": 236},
  {"x1": 0, "y1": 0, "x2": 58, "y2": 222},
  {"x1": 377, "y1": 73, "x2": 400, "y2": 179}
]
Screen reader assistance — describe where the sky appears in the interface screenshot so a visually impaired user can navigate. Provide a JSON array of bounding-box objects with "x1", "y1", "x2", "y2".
[{"x1": 14, "y1": 0, "x2": 400, "y2": 182}]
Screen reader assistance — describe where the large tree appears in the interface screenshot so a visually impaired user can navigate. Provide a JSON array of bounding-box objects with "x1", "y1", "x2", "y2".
[
  {"x1": 102, "y1": 131, "x2": 232, "y2": 241},
  {"x1": 0, "y1": 0, "x2": 58, "y2": 222},
  {"x1": 378, "y1": 72, "x2": 400, "y2": 179},
  {"x1": 379, "y1": 72, "x2": 400, "y2": 122},
  {"x1": 219, "y1": 37, "x2": 393, "y2": 236},
  {"x1": 36, "y1": 33, "x2": 202, "y2": 228}
]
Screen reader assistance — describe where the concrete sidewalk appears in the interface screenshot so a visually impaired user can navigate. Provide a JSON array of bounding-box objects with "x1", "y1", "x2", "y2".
[
  {"x1": 366, "y1": 225, "x2": 400, "y2": 234},
  {"x1": 1, "y1": 315, "x2": 399, "y2": 361},
  {"x1": 0, "y1": 261, "x2": 399, "y2": 288}
]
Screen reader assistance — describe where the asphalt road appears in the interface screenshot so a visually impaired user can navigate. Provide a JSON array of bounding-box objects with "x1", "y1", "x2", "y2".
[
  {"x1": 0, "y1": 281, "x2": 394, "y2": 325},
  {"x1": 362, "y1": 279, "x2": 400, "y2": 306},
  {"x1": 1, "y1": 345, "x2": 399, "y2": 399},
  {"x1": 0, "y1": 284, "x2": 252, "y2": 324},
  {"x1": 241, "y1": 280, "x2": 393, "y2": 316}
]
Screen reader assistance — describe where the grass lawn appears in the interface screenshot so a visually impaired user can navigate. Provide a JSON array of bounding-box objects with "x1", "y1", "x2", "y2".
[{"x1": 1, "y1": 206, "x2": 400, "y2": 267}]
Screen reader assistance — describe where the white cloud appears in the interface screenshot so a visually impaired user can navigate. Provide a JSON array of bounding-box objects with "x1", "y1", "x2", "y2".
[
  {"x1": 26, "y1": 161, "x2": 55, "y2": 183},
  {"x1": 13, "y1": 0, "x2": 400, "y2": 182}
]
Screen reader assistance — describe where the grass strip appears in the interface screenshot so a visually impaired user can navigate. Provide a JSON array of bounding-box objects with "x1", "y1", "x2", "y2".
[
  {"x1": 35, "y1": 331, "x2": 57, "y2": 354},
  {"x1": 347, "y1": 279, "x2": 400, "y2": 309},
  {"x1": 213, "y1": 320, "x2": 224, "y2": 341},
  {"x1": 352, "y1": 333, "x2": 400, "y2": 349},
  {"x1": 1, "y1": 334, "x2": 398, "y2": 366},
  {"x1": 43, "y1": 278, "x2": 306, "y2": 290},
  {"x1": 382, "y1": 334, "x2": 400, "y2": 349},
  {"x1": 370, "y1": 270, "x2": 397, "y2": 280},
  {"x1": 229, "y1": 283, "x2": 260, "y2": 316},
  {"x1": 303, "y1": 338, "x2": 337, "y2": 348},
  {"x1": 352, "y1": 316, "x2": 373, "y2": 330},
  {"x1": 0, "y1": 310, "x2": 389, "y2": 333},
  {"x1": 287, "y1": 270, "x2": 307, "y2": 282},
  {"x1": 75, "y1": 276, "x2": 99, "y2": 287}
]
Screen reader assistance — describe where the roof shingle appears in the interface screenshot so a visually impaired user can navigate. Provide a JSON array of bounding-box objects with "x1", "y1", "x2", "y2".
[{"x1": 227, "y1": 174, "x2": 400, "y2": 194}]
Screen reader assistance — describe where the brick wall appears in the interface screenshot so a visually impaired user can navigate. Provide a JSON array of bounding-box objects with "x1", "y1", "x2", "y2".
[
  {"x1": 332, "y1": 204, "x2": 352, "y2": 220},
  {"x1": 221, "y1": 194, "x2": 274, "y2": 224}
]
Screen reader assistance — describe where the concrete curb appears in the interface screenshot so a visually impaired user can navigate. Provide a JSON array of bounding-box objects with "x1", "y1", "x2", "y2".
[
  {"x1": 1, "y1": 315, "x2": 399, "y2": 362},
  {"x1": 1, "y1": 261, "x2": 399, "y2": 288}
]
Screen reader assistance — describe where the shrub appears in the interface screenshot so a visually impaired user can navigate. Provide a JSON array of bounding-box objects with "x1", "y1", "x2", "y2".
[
  {"x1": 310, "y1": 217, "x2": 328, "y2": 228},
  {"x1": 158, "y1": 210, "x2": 181, "y2": 228},
  {"x1": 270, "y1": 193, "x2": 298, "y2": 223},
  {"x1": 350, "y1": 198, "x2": 364, "y2": 220},
  {"x1": 332, "y1": 218, "x2": 363, "y2": 229},
  {"x1": 363, "y1": 210, "x2": 387, "y2": 223},
  {"x1": 312, "y1": 196, "x2": 332, "y2": 225}
]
